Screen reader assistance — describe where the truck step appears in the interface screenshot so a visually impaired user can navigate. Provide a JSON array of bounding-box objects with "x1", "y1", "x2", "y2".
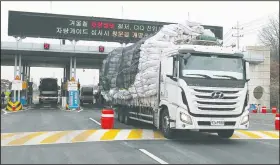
[{"x1": 129, "y1": 116, "x2": 153, "y2": 124}]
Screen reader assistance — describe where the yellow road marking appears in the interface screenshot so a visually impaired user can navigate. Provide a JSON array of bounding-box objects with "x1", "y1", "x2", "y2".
[
  {"x1": 8, "y1": 132, "x2": 46, "y2": 146},
  {"x1": 40, "y1": 131, "x2": 69, "y2": 144},
  {"x1": 100, "y1": 129, "x2": 121, "y2": 140},
  {"x1": 230, "y1": 134, "x2": 240, "y2": 139},
  {"x1": 127, "y1": 129, "x2": 143, "y2": 139},
  {"x1": 153, "y1": 131, "x2": 165, "y2": 139},
  {"x1": 237, "y1": 130, "x2": 262, "y2": 139},
  {"x1": 1, "y1": 134, "x2": 16, "y2": 140},
  {"x1": 71, "y1": 130, "x2": 97, "y2": 142},
  {"x1": 259, "y1": 131, "x2": 279, "y2": 138}
]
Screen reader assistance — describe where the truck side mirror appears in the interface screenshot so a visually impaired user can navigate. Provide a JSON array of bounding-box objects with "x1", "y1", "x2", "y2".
[{"x1": 245, "y1": 62, "x2": 250, "y2": 82}]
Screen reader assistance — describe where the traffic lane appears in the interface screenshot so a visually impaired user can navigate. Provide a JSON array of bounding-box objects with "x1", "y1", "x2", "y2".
[
  {"x1": 249, "y1": 113, "x2": 276, "y2": 130},
  {"x1": 125, "y1": 138, "x2": 279, "y2": 164},
  {"x1": 1, "y1": 141, "x2": 159, "y2": 164},
  {"x1": 1, "y1": 107, "x2": 100, "y2": 133}
]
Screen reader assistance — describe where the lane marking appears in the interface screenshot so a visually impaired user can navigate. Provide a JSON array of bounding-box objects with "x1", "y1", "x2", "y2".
[
  {"x1": 230, "y1": 134, "x2": 240, "y2": 139},
  {"x1": 1, "y1": 133, "x2": 16, "y2": 140},
  {"x1": 89, "y1": 118, "x2": 101, "y2": 126},
  {"x1": 114, "y1": 129, "x2": 131, "y2": 140},
  {"x1": 24, "y1": 132, "x2": 57, "y2": 145},
  {"x1": 40, "y1": 131, "x2": 70, "y2": 144},
  {"x1": 8, "y1": 132, "x2": 46, "y2": 146},
  {"x1": 260, "y1": 131, "x2": 279, "y2": 139},
  {"x1": 237, "y1": 130, "x2": 262, "y2": 139},
  {"x1": 142, "y1": 130, "x2": 154, "y2": 140},
  {"x1": 72, "y1": 130, "x2": 97, "y2": 142},
  {"x1": 77, "y1": 109, "x2": 83, "y2": 112},
  {"x1": 127, "y1": 129, "x2": 143, "y2": 140},
  {"x1": 1, "y1": 130, "x2": 279, "y2": 147},
  {"x1": 139, "y1": 149, "x2": 168, "y2": 164},
  {"x1": 153, "y1": 131, "x2": 165, "y2": 139},
  {"x1": 100, "y1": 129, "x2": 121, "y2": 141},
  {"x1": 1, "y1": 109, "x2": 8, "y2": 115},
  {"x1": 87, "y1": 129, "x2": 108, "y2": 141}
]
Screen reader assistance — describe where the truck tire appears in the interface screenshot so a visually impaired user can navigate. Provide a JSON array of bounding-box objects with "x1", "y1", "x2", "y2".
[
  {"x1": 119, "y1": 112, "x2": 125, "y2": 123},
  {"x1": 124, "y1": 113, "x2": 131, "y2": 125},
  {"x1": 217, "y1": 130, "x2": 234, "y2": 138},
  {"x1": 161, "y1": 108, "x2": 174, "y2": 139}
]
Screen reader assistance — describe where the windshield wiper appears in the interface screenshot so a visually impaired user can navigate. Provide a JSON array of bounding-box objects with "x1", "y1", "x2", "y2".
[
  {"x1": 213, "y1": 75, "x2": 238, "y2": 80},
  {"x1": 185, "y1": 74, "x2": 212, "y2": 79}
]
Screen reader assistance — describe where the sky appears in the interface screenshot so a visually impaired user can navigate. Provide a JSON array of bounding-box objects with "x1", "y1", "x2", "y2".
[{"x1": 1, "y1": 1, "x2": 279, "y2": 86}]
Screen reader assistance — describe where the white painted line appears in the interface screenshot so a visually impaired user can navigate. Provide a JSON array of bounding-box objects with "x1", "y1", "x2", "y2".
[
  {"x1": 87, "y1": 129, "x2": 108, "y2": 141},
  {"x1": 139, "y1": 149, "x2": 168, "y2": 164},
  {"x1": 89, "y1": 118, "x2": 101, "y2": 126},
  {"x1": 2, "y1": 109, "x2": 8, "y2": 115},
  {"x1": 24, "y1": 132, "x2": 57, "y2": 145},
  {"x1": 142, "y1": 130, "x2": 154, "y2": 139},
  {"x1": 114, "y1": 129, "x2": 131, "y2": 140},
  {"x1": 55, "y1": 130, "x2": 84, "y2": 144},
  {"x1": 77, "y1": 109, "x2": 83, "y2": 113}
]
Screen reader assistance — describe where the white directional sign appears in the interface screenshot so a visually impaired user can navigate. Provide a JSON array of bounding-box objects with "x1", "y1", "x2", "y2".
[
  {"x1": 12, "y1": 80, "x2": 22, "y2": 90},
  {"x1": 68, "y1": 81, "x2": 78, "y2": 91}
]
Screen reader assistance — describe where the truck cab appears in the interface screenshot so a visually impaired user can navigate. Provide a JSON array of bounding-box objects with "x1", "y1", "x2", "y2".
[
  {"x1": 157, "y1": 45, "x2": 250, "y2": 138},
  {"x1": 38, "y1": 78, "x2": 59, "y2": 105}
]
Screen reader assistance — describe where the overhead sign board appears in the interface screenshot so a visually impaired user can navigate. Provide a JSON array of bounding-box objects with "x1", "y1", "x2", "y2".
[{"x1": 8, "y1": 11, "x2": 223, "y2": 43}]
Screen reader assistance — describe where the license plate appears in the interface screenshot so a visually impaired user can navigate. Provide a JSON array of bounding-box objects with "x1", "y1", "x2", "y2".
[{"x1": 210, "y1": 119, "x2": 225, "y2": 126}]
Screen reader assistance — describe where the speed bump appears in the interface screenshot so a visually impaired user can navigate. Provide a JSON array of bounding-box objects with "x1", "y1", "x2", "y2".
[
  {"x1": 1, "y1": 129, "x2": 279, "y2": 147},
  {"x1": 6, "y1": 101, "x2": 22, "y2": 112}
]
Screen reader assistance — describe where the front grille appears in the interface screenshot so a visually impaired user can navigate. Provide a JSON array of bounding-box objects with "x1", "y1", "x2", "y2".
[
  {"x1": 198, "y1": 107, "x2": 236, "y2": 111},
  {"x1": 195, "y1": 95, "x2": 238, "y2": 99},
  {"x1": 191, "y1": 86, "x2": 243, "y2": 112},
  {"x1": 197, "y1": 121, "x2": 236, "y2": 126}
]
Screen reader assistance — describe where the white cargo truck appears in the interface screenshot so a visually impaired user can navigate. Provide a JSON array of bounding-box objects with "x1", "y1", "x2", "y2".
[{"x1": 100, "y1": 22, "x2": 250, "y2": 139}]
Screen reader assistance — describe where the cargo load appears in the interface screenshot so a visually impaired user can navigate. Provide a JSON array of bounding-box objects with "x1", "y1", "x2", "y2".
[{"x1": 100, "y1": 21, "x2": 220, "y2": 102}]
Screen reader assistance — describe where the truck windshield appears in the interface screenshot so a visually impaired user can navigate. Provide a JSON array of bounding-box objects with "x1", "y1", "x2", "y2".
[
  {"x1": 180, "y1": 54, "x2": 245, "y2": 80},
  {"x1": 40, "y1": 79, "x2": 58, "y2": 90}
]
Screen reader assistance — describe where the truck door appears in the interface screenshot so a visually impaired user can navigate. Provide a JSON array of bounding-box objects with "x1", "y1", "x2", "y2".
[{"x1": 164, "y1": 57, "x2": 179, "y2": 106}]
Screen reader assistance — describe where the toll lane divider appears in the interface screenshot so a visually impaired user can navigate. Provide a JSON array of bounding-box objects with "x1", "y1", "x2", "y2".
[{"x1": 1, "y1": 129, "x2": 279, "y2": 147}]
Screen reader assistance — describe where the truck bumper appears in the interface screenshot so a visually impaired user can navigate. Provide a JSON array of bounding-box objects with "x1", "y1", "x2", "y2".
[{"x1": 174, "y1": 106, "x2": 250, "y2": 130}]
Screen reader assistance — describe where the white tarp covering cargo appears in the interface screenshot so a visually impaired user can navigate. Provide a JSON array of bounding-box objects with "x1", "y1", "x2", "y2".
[{"x1": 100, "y1": 21, "x2": 219, "y2": 103}]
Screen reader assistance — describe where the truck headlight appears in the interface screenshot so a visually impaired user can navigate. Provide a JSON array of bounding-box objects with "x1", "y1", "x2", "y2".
[
  {"x1": 180, "y1": 112, "x2": 192, "y2": 125},
  {"x1": 241, "y1": 115, "x2": 249, "y2": 125}
]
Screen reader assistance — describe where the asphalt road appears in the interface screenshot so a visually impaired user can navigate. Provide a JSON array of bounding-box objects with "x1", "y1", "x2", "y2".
[{"x1": 1, "y1": 104, "x2": 279, "y2": 164}]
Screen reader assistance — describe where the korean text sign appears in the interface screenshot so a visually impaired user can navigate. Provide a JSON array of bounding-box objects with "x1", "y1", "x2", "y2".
[{"x1": 8, "y1": 11, "x2": 223, "y2": 43}]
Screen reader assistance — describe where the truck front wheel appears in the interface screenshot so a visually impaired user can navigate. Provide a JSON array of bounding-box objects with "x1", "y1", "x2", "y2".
[
  {"x1": 161, "y1": 109, "x2": 174, "y2": 139},
  {"x1": 217, "y1": 130, "x2": 234, "y2": 138}
]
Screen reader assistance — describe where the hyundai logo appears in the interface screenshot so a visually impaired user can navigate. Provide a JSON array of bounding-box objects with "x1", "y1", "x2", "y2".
[{"x1": 211, "y1": 91, "x2": 224, "y2": 99}]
